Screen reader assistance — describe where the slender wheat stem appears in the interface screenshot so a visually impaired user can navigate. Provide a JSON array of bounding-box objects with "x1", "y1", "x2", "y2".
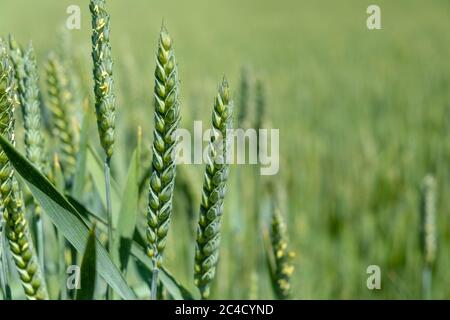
[
  {"x1": 0, "y1": 39, "x2": 48, "y2": 300},
  {"x1": 194, "y1": 78, "x2": 233, "y2": 299},
  {"x1": 146, "y1": 26, "x2": 181, "y2": 300}
]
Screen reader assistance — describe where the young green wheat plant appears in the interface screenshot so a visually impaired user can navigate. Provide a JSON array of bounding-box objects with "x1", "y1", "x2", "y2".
[
  {"x1": 194, "y1": 78, "x2": 233, "y2": 299},
  {"x1": 90, "y1": 3, "x2": 116, "y2": 294},
  {"x1": 146, "y1": 26, "x2": 181, "y2": 300},
  {"x1": 0, "y1": 39, "x2": 48, "y2": 300}
]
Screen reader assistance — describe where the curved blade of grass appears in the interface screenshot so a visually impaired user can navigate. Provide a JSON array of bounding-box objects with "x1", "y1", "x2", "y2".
[
  {"x1": 113, "y1": 128, "x2": 141, "y2": 273},
  {"x1": 76, "y1": 224, "x2": 97, "y2": 300},
  {"x1": 0, "y1": 134, "x2": 135, "y2": 300}
]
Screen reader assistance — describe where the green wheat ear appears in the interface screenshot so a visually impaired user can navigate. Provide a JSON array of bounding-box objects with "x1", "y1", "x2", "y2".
[
  {"x1": 13, "y1": 41, "x2": 48, "y2": 173},
  {"x1": 90, "y1": 0, "x2": 116, "y2": 160},
  {"x1": 269, "y1": 205, "x2": 295, "y2": 300},
  {"x1": 237, "y1": 66, "x2": 251, "y2": 128},
  {"x1": 0, "y1": 39, "x2": 48, "y2": 300},
  {"x1": 420, "y1": 174, "x2": 437, "y2": 299},
  {"x1": 194, "y1": 78, "x2": 233, "y2": 299},
  {"x1": 9, "y1": 36, "x2": 50, "y2": 268},
  {"x1": 146, "y1": 25, "x2": 181, "y2": 299},
  {"x1": 146, "y1": 26, "x2": 181, "y2": 265},
  {"x1": 45, "y1": 53, "x2": 77, "y2": 182}
]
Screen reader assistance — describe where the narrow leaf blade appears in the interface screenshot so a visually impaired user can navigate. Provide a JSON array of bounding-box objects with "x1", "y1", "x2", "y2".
[
  {"x1": 0, "y1": 135, "x2": 135, "y2": 300},
  {"x1": 76, "y1": 224, "x2": 97, "y2": 300}
]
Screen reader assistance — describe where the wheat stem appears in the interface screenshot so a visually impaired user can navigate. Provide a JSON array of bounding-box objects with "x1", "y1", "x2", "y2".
[{"x1": 150, "y1": 265, "x2": 159, "y2": 300}]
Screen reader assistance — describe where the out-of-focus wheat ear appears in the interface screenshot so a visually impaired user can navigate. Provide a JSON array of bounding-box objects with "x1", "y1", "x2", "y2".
[
  {"x1": 146, "y1": 25, "x2": 181, "y2": 300},
  {"x1": 255, "y1": 79, "x2": 267, "y2": 153},
  {"x1": 45, "y1": 53, "x2": 77, "y2": 184},
  {"x1": 21, "y1": 42, "x2": 50, "y2": 269},
  {"x1": 0, "y1": 39, "x2": 48, "y2": 300},
  {"x1": 90, "y1": 0, "x2": 116, "y2": 160},
  {"x1": 194, "y1": 78, "x2": 233, "y2": 299},
  {"x1": 269, "y1": 204, "x2": 295, "y2": 300},
  {"x1": 420, "y1": 174, "x2": 437, "y2": 299},
  {"x1": 237, "y1": 66, "x2": 251, "y2": 128}
]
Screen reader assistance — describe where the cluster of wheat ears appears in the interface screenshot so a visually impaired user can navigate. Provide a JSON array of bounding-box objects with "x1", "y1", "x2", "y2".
[
  {"x1": 0, "y1": 0, "x2": 295, "y2": 300},
  {"x1": 0, "y1": 0, "x2": 438, "y2": 301}
]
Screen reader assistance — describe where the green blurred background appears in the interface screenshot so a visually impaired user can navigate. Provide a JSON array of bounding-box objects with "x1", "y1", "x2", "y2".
[{"x1": 1, "y1": 0, "x2": 450, "y2": 299}]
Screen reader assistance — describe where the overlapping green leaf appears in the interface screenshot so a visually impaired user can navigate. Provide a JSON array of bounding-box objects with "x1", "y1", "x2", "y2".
[
  {"x1": 113, "y1": 129, "x2": 141, "y2": 272},
  {"x1": 76, "y1": 224, "x2": 97, "y2": 300},
  {"x1": 0, "y1": 134, "x2": 135, "y2": 300}
]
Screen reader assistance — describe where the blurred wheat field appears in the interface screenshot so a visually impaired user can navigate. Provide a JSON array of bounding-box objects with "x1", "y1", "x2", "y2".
[{"x1": 1, "y1": 0, "x2": 450, "y2": 299}]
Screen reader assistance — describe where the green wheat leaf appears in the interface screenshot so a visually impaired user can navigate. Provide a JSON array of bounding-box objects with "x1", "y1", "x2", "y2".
[
  {"x1": 75, "y1": 224, "x2": 97, "y2": 300},
  {"x1": 0, "y1": 134, "x2": 136, "y2": 300}
]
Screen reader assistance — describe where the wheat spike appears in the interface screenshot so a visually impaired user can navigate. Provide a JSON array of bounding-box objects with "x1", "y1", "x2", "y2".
[
  {"x1": 420, "y1": 174, "x2": 437, "y2": 267},
  {"x1": 237, "y1": 67, "x2": 250, "y2": 128},
  {"x1": 194, "y1": 78, "x2": 233, "y2": 299},
  {"x1": 0, "y1": 40, "x2": 48, "y2": 300},
  {"x1": 269, "y1": 205, "x2": 294, "y2": 299},
  {"x1": 90, "y1": 0, "x2": 116, "y2": 160},
  {"x1": 146, "y1": 26, "x2": 181, "y2": 266},
  {"x1": 45, "y1": 53, "x2": 77, "y2": 181}
]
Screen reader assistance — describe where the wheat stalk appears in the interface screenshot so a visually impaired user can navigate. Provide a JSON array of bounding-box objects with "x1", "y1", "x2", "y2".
[
  {"x1": 45, "y1": 53, "x2": 77, "y2": 182},
  {"x1": 146, "y1": 25, "x2": 181, "y2": 300},
  {"x1": 0, "y1": 40, "x2": 48, "y2": 300},
  {"x1": 420, "y1": 174, "x2": 436, "y2": 299},
  {"x1": 194, "y1": 78, "x2": 233, "y2": 299},
  {"x1": 269, "y1": 204, "x2": 294, "y2": 300}
]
